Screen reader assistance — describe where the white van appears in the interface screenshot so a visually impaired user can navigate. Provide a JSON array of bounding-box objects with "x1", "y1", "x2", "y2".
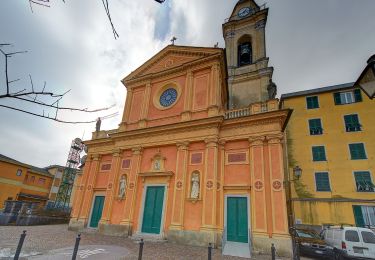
[{"x1": 322, "y1": 226, "x2": 375, "y2": 259}]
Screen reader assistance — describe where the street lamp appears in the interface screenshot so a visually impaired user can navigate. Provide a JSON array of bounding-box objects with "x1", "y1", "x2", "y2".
[
  {"x1": 354, "y1": 54, "x2": 375, "y2": 99},
  {"x1": 293, "y1": 166, "x2": 302, "y2": 180}
]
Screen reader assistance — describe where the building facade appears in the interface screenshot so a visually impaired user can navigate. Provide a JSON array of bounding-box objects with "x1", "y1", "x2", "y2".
[
  {"x1": 69, "y1": 1, "x2": 292, "y2": 257},
  {"x1": 281, "y1": 83, "x2": 375, "y2": 229},
  {"x1": 0, "y1": 154, "x2": 54, "y2": 208}
]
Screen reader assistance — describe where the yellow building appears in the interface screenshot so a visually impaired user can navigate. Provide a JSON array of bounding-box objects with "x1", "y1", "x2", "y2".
[
  {"x1": 0, "y1": 154, "x2": 54, "y2": 209},
  {"x1": 280, "y1": 83, "x2": 375, "y2": 229}
]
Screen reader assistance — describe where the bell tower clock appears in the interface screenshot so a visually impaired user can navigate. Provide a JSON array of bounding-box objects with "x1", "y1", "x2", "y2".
[{"x1": 223, "y1": 0, "x2": 276, "y2": 109}]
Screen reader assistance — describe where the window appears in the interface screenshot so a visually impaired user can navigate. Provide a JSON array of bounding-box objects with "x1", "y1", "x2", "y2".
[
  {"x1": 309, "y1": 119, "x2": 323, "y2": 135},
  {"x1": 354, "y1": 171, "x2": 374, "y2": 192},
  {"x1": 238, "y1": 42, "x2": 252, "y2": 66},
  {"x1": 315, "y1": 172, "x2": 331, "y2": 191},
  {"x1": 353, "y1": 205, "x2": 375, "y2": 228},
  {"x1": 312, "y1": 146, "x2": 326, "y2": 161},
  {"x1": 362, "y1": 232, "x2": 375, "y2": 244},
  {"x1": 38, "y1": 178, "x2": 46, "y2": 185},
  {"x1": 16, "y1": 169, "x2": 22, "y2": 176},
  {"x1": 122, "y1": 159, "x2": 131, "y2": 169},
  {"x1": 344, "y1": 114, "x2": 361, "y2": 132},
  {"x1": 334, "y1": 89, "x2": 362, "y2": 105},
  {"x1": 349, "y1": 143, "x2": 367, "y2": 160},
  {"x1": 345, "y1": 230, "x2": 360, "y2": 242},
  {"x1": 306, "y1": 96, "x2": 319, "y2": 109}
]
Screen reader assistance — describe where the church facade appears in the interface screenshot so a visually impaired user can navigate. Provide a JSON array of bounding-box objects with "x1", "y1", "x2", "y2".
[{"x1": 69, "y1": 0, "x2": 292, "y2": 256}]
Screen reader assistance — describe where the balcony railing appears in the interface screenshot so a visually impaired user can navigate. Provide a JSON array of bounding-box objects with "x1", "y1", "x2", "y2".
[{"x1": 224, "y1": 99, "x2": 279, "y2": 120}]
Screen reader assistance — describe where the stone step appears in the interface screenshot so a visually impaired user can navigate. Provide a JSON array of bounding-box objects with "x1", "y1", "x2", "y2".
[{"x1": 130, "y1": 233, "x2": 167, "y2": 243}]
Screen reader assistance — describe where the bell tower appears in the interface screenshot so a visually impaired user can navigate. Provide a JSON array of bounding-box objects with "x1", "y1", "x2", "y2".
[{"x1": 223, "y1": 0, "x2": 276, "y2": 109}]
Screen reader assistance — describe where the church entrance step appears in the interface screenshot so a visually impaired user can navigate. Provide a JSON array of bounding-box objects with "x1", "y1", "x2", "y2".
[
  {"x1": 222, "y1": 241, "x2": 251, "y2": 258},
  {"x1": 130, "y1": 233, "x2": 167, "y2": 243}
]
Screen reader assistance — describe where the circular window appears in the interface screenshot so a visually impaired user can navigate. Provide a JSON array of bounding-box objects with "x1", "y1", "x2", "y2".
[{"x1": 159, "y1": 88, "x2": 177, "y2": 107}]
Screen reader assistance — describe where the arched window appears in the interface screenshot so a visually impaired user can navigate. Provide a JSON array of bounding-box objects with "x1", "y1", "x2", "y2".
[{"x1": 237, "y1": 35, "x2": 252, "y2": 66}]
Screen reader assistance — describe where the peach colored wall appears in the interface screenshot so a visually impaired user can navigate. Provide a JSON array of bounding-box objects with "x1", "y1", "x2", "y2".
[
  {"x1": 111, "y1": 200, "x2": 125, "y2": 224},
  {"x1": 147, "y1": 76, "x2": 186, "y2": 121},
  {"x1": 95, "y1": 172, "x2": 109, "y2": 189},
  {"x1": 184, "y1": 201, "x2": 203, "y2": 230},
  {"x1": 192, "y1": 69, "x2": 210, "y2": 111},
  {"x1": 129, "y1": 89, "x2": 145, "y2": 123}
]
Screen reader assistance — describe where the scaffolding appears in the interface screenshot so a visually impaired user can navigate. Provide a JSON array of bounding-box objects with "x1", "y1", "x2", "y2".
[{"x1": 54, "y1": 138, "x2": 85, "y2": 209}]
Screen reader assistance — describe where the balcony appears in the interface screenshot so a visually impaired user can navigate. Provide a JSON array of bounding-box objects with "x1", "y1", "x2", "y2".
[{"x1": 224, "y1": 99, "x2": 279, "y2": 120}]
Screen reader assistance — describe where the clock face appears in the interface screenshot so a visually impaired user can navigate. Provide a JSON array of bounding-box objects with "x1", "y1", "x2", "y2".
[
  {"x1": 159, "y1": 88, "x2": 178, "y2": 107},
  {"x1": 238, "y1": 7, "x2": 251, "y2": 18}
]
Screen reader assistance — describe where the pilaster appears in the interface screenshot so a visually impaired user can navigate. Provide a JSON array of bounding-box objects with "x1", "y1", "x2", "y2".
[
  {"x1": 201, "y1": 137, "x2": 218, "y2": 230},
  {"x1": 80, "y1": 154, "x2": 101, "y2": 222},
  {"x1": 181, "y1": 70, "x2": 193, "y2": 121},
  {"x1": 100, "y1": 149, "x2": 122, "y2": 224},
  {"x1": 170, "y1": 142, "x2": 189, "y2": 230}
]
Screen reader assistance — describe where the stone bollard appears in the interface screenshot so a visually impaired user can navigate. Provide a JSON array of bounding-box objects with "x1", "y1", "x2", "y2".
[{"x1": 271, "y1": 243, "x2": 276, "y2": 260}]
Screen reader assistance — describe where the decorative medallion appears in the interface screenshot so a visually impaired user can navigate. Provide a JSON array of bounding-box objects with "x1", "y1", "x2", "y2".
[
  {"x1": 129, "y1": 182, "x2": 135, "y2": 189},
  {"x1": 87, "y1": 185, "x2": 92, "y2": 190},
  {"x1": 254, "y1": 180, "x2": 263, "y2": 191},
  {"x1": 80, "y1": 185, "x2": 84, "y2": 190},
  {"x1": 206, "y1": 180, "x2": 213, "y2": 189},
  {"x1": 272, "y1": 180, "x2": 282, "y2": 191},
  {"x1": 159, "y1": 88, "x2": 177, "y2": 107},
  {"x1": 176, "y1": 181, "x2": 183, "y2": 189},
  {"x1": 108, "y1": 183, "x2": 113, "y2": 189}
]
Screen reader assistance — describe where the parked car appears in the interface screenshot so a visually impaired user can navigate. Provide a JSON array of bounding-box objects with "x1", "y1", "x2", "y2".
[
  {"x1": 321, "y1": 226, "x2": 375, "y2": 259},
  {"x1": 291, "y1": 228, "x2": 335, "y2": 258}
]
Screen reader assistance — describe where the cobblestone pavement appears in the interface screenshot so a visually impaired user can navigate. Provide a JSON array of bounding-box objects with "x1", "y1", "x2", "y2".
[{"x1": 0, "y1": 225, "x2": 313, "y2": 259}]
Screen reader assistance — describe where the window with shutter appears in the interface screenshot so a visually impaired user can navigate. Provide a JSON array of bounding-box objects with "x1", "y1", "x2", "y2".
[
  {"x1": 349, "y1": 143, "x2": 367, "y2": 160},
  {"x1": 344, "y1": 114, "x2": 361, "y2": 132},
  {"x1": 353, "y1": 205, "x2": 365, "y2": 227},
  {"x1": 315, "y1": 172, "x2": 331, "y2": 191},
  {"x1": 334, "y1": 89, "x2": 363, "y2": 105},
  {"x1": 306, "y1": 96, "x2": 319, "y2": 109},
  {"x1": 354, "y1": 171, "x2": 374, "y2": 192},
  {"x1": 308, "y1": 119, "x2": 323, "y2": 135},
  {"x1": 312, "y1": 146, "x2": 327, "y2": 161}
]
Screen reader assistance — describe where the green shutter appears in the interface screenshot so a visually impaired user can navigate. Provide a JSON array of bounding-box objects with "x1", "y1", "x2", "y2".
[
  {"x1": 350, "y1": 143, "x2": 367, "y2": 160},
  {"x1": 344, "y1": 115, "x2": 361, "y2": 131},
  {"x1": 354, "y1": 171, "x2": 374, "y2": 192},
  {"x1": 306, "y1": 96, "x2": 319, "y2": 109},
  {"x1": 353, "y1": 205, "x2": 365, "y2": 227},
  {"x1": 315, "y1": 172, "x2": 331, "y2": 191},
  {"x1": 354, "y1": 89, "x2": 362, "y2": 102},
  {"x1": 312, "y1": 146, "x2": 326, "y2": 161},
  {"x1": 334, "y1": 92, "x2": 342, "y2": 105},
  {"x1": 309, "y1": 119, "x2": 323, "y2": 135}
]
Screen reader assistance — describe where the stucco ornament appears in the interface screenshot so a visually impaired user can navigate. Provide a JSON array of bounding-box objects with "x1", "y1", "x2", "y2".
[
  {"x1": 154, "y1": 159, "x2": 161, "y2": 171},
  {"x1": 118, "y1": 175, "x2": 127, "y2": 199},
  {"x1": 190, "y1": 172, "x2": 200, "y2": 199}
]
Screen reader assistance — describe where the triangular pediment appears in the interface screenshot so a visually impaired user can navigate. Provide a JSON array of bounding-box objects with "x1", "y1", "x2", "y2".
[{"x1": 123, "y1": 45, "x2": 222, "y2": 84}]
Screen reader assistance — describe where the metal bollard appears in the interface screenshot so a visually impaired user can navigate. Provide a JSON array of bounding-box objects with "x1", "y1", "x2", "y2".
[
  {"x1": 294, "y1": 241, "x2": 300, "y2": 260},
  {"x1": 72, "y1": 233, "x2": 81, "y2": 260},
  {"x1": 208, "y1": 242, "x2": 212, "y2": 260},
  {"x1": 14, "y1": 230, "x2": 26, "y2": 260},
  {"x1": 138, "y1": 238, "x2": 144, "y2": 260},
  {"x1": 271, "y1": 243, "x2": 276, "y2": 260}
]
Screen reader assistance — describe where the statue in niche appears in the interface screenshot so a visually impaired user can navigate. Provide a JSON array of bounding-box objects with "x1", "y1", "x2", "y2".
[
  {"x1": 118, "y1": 175, "x2": 126, "y2": 199},
  {"x1": 267, "y1": 79, "x2": 277, "y2": 99},
  {"x1": 154, "y1": 159, "x2": 161, "y2": 171},
  {"x1": 190, "y1": 172, "x2": 200, "y2": 199}
]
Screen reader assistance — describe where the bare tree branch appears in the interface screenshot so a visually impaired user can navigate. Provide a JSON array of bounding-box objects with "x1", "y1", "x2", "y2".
[
  {"x1": 101, "y1": 0, "x2": 119, "y2": 39},
  {"x1": 0, "y1": 44, "x2": 117, "y2": 124}
]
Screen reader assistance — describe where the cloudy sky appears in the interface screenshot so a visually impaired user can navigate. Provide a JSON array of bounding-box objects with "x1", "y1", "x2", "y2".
[{"x1": 0, "y1": 0, "x2": 374, "y2": 168}]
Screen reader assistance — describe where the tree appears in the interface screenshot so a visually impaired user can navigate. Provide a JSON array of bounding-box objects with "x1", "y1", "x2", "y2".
[{"x1": 0, "y1": 44, "x2": 117, "y2": 124}]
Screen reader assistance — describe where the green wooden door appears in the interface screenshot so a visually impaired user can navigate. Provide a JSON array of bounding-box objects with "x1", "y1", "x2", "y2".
[
  {"x1": 89, "y1": 196, "x2": 105, "y2": 228},
  {"x1": 227, "y1": 197, "x2": 248, "y2": 243},
  {"x1": 142, "y1": 186, "x2": 165, "y2": 234}
]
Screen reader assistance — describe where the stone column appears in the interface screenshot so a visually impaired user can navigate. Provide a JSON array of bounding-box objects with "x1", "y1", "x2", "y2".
[
  {"x1": 201, "y1": 138, "x2": 218, "y2": 230},
  {"x1": 120, "y1": 147, "x2": 142, "y2": 233},
  {"x1": 79, "y1": 154, "x2": 101, "y2": 225},
  {"x1": 100, "y1": 149, "x2": 122, "y2": 224},
  {"x1": 170, "y1": 141, "x2": 189, "y2": 229}
]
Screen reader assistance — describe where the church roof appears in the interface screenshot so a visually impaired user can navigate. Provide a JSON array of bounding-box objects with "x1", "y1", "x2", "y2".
[{"x1": 122, "y1": 45, "x2": 224, "y2": 85}]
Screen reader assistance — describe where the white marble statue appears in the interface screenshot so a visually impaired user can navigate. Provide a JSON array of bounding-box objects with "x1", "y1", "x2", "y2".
[
  {"x1": 119, "y1": 175, "x2": 126, "y2": 198},
  {"x1": 190, "y1": 173, "x2": 200, "y2": 199}
]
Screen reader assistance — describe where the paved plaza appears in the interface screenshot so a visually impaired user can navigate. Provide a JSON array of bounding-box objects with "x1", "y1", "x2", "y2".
[{"x1": 0, "y1": 224, "x2": 313, "y2": 259}]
